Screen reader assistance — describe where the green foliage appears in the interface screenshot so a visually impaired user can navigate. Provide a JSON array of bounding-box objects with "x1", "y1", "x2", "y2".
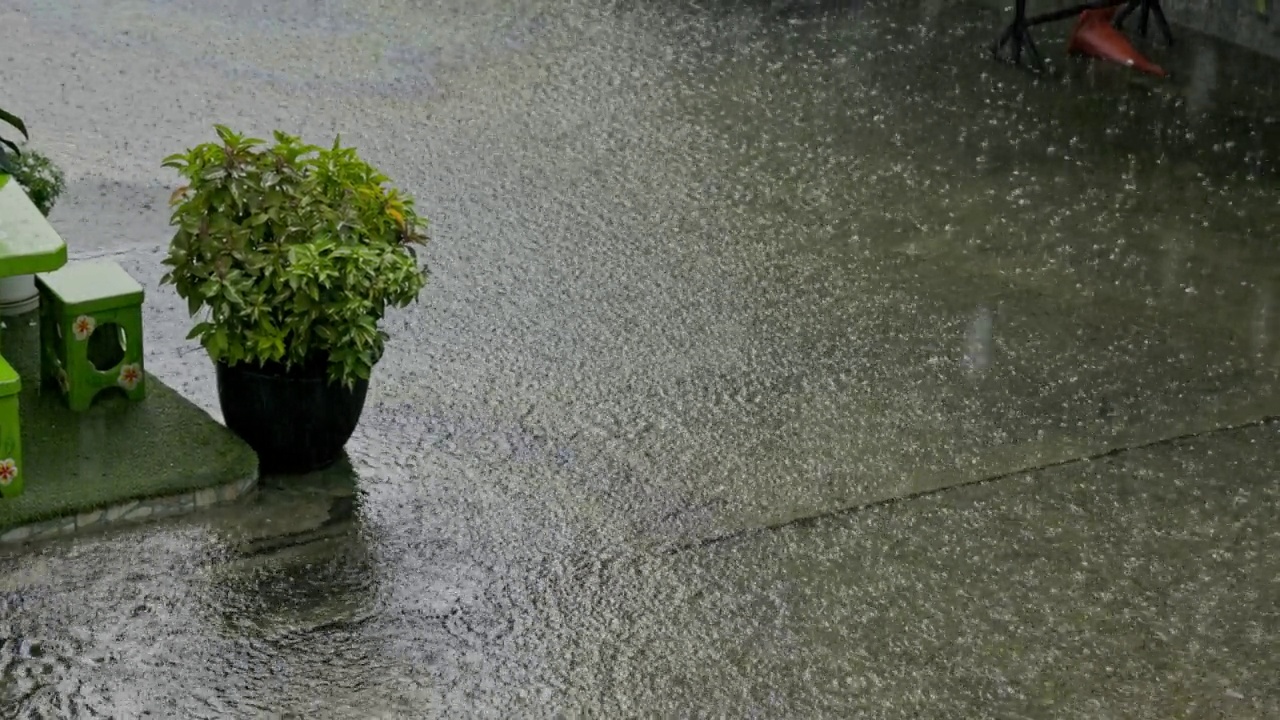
[
  {"x1": 0, "y1": 105, "x2": 65, "y2": 217},
  {"x1": 161, "y1": 125, "x2": 430, "y2": 388},
  {"x1": 0, "y1": 106, "x2": 29, "y2": 175},
  {"x1": 7, "y1": 148, "x2": 66, "y2": 216}
]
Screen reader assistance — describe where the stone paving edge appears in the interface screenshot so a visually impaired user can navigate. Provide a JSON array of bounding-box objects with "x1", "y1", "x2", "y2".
[{"x1": 0, "y1": 471, "x2": 260, "y2": 546}]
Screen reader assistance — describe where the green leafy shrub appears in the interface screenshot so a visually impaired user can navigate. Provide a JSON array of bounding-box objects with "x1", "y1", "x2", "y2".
[
  {"x1": 7, "y1": 148, "x2": 66, "y2": 217},
  {"x1": 161, "y1": 125, "x2": 430, "y2": 388}
]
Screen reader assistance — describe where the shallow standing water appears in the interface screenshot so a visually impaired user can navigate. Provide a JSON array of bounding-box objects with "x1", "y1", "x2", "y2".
[{"x1": 1, "y1": 0, "x2": 1279, "y2": 716}]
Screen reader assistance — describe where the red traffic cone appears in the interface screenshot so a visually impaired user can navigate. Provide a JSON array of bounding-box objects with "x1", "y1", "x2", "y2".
[{"x1": 1067, "y1": 6, "x2": 1167, "y2": 77}]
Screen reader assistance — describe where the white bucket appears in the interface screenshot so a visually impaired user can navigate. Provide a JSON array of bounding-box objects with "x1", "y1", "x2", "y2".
[{"x1": 0, "y1": 274, "x2": 40, "y2": 316}]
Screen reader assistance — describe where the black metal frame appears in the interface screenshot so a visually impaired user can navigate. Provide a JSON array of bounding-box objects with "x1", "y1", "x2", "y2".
[{"x1": 992, "y1": 0, "x2": 1174, "y2": 68}]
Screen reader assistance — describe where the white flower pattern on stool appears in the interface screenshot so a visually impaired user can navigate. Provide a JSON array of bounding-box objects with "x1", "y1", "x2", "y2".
[
  {"x1": 72, "y1": 315, "x2": 96, "y2": 341},
  {"x1": 118, "y1": 363, "x2": 142, "y2": 391},
  {"x1": 0, "y1": 458, "x2": 17, "y2": 486}
]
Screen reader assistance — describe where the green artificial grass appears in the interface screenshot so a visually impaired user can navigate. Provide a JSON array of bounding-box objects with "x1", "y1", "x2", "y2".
[{"x1": 0, "y1": 311, "x2": 258, "y2": 530}]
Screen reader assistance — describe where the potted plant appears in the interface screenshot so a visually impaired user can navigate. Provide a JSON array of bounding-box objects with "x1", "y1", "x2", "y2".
[
  {"x1": 0, "y1": 108, "x2": 67, "y2": 315},
  {"x1": 161, "y1": 125, "x2": 429, "y2": 473}
]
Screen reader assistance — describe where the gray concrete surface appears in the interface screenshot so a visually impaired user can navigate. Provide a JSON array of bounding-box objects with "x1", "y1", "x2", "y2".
[{"x1": 0, "y1": 0, "x2": 1278, "y2": 716}]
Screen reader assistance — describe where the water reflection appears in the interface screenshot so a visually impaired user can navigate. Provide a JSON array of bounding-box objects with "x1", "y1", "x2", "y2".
[{"x1": 208, "y1": 461, "x2": 374, "y2": 638}]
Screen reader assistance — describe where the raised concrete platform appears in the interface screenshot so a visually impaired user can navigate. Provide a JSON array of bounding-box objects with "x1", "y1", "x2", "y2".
[{"x1": 0, "y1": 308, "x2": 258, "y2": 544}]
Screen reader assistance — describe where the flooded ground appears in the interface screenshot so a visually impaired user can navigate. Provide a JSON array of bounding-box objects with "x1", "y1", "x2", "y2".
[{"x1": 1, "y1": 0, "x2": 1278, "y2": 716}]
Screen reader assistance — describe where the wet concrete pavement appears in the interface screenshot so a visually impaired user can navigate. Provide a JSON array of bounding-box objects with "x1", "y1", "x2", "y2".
[
  {"x1": 2, "y1": 423, "x2": 1277, "y2": 717},
  {"x1": 1, "y1": 0, "x2": 1279, "y2": 716}
]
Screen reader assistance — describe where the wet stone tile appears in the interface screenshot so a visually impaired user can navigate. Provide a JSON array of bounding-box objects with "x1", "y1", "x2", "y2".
[
  {"x1": 123, "y1": 504, "x2": 154, "y2": 522},
  {"x1": 150, "y1": 494, "x2": 194, "y2": 517},
  {"x1": 0, "y1": 524, "x2": 31, "y2": 543},
  {"x1": 1, "y1": 476, "x2": 263, "y2": 545},
  {"x1": 27, "y1": 519, "x2": 67, "y2": 541},
  {"x1": 105, "y1": 501, "x2": 139, "y2": 522},
  {"x1": 221, "y1": 482, "x2": 246, "y2": 502},
  {"x1": 75, "y1": 509, "x2": 104, "y2": 529}
]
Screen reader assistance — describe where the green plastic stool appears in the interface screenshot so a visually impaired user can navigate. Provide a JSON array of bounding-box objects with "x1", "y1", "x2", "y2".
[
  {"x1": 0, "y1": 355, "x2": 22, "y2": 498},
  {"x1": 36, "y1": 261, "x2": 146, "y2": 411}
]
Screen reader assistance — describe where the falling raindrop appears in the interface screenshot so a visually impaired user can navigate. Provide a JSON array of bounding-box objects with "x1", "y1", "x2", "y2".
[
  {"x1": 1186, "y1": 44, "x2": 1218, "y2": 125},
  {"x1": 1252, "y1": 283, "x2": 1272, "y2": 360},
  {"x1": 962, "y1": 305, "x2": 995, "y2": 374}
]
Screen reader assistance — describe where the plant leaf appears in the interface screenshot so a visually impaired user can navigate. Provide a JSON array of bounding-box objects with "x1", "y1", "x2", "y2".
[
  {"x1": 161, "y1": 125, "x2": 429, "y2": 386},
  {"x1": 0, "y1": 108, "x2": 29, "y2": 140}
]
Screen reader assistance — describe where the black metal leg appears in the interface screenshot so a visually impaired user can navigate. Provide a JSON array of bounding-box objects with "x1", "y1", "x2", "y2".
[
  {"x1": 993, "y1": 22, "x2": 1017, "y2": 59},
  {"x1": 1113, "y1": 0, "x2": 1175, "y2": 45},
  {"x1": 991, "y1": 0, "x2": 1166, "y2": 66},
  {"x1": 992, "y1": 0, "x2": 1045, "y2": 69},
  {"x1": 1113, "y1": 0, "x2": 1140, "y2": 28},
  {"x1": 1148, "y1": 0, "x2": 1174, "y2": 45},
  {"x1": 1022, "y1": 26, "x2": 1042, "y2": 64}
]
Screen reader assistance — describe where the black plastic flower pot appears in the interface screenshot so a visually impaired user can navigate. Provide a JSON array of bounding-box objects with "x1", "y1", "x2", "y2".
[{"x1": 215, "y1": 359, "x2": 369, "y2": 475}]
